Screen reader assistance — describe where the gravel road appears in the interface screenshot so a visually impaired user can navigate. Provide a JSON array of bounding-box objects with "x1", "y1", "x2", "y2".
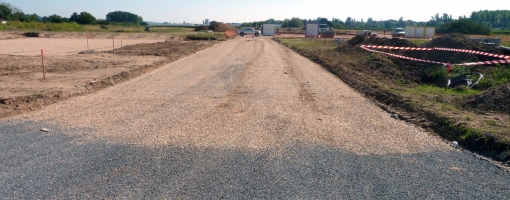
[{"x1": 1, "y1": 37, "x2": 509, "y2": 199}]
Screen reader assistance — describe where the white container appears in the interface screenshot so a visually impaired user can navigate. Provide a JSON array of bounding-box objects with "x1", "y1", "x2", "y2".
[
  {"x1": 263, "y1": 24, "x2": 276, "y2": 36},
  {"x1": 306, "y1": 23, "x2": 319, "y2": 37}
]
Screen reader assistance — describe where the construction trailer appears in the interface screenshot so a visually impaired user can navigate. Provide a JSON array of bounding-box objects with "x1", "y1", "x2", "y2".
[
  {"x1": 405, "y1": 26, "x2": 436, "y2": 38},
  {"x1": 305, "y1": 23, "x2": 319, "y2": 38},
  {"x1": 262, "y1": 24, "x2": 276, "y2": 36}
]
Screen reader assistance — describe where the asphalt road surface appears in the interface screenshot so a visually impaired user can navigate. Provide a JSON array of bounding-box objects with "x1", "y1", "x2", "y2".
[{"x1": 1, "y1": 37, "x2": 509, "y2": 199}]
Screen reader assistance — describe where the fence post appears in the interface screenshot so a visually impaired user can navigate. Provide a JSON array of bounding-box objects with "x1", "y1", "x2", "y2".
[{"x1": 41, "y1": 49, "x2": 45, "y2": 80}]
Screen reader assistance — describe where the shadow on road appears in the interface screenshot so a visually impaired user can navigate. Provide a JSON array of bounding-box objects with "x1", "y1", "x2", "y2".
[{"x1": 1, "y1": 121, "x2": 509, "y2": 199}]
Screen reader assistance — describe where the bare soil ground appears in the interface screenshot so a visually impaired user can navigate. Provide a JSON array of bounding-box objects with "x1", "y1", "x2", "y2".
[
  {"x1": 0, "y1": 31, "x2": 214, "y2": 118},
  {"x1": 0, "y1": 31, "x2": 178, "y2": 55}
]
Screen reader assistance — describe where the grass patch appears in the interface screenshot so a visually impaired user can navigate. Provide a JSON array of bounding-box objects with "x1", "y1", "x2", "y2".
[
  {"x1": 502, "y1": 39, "x2": 510, "y2": 47},
  {"x1": 477, "y1": 64, "x2": 510, "y2": 89},
  {"x1": 408, "y1": 85, "x2": 479, "y2": 96},
  {"x1": 82, "y1": 25, "x2": 195, "y2": 35},
  {"x1": 459, "y1": 126, "x2": 486, "y2": 141},
  {"x1": 1, "y1": 22, "x2": 196, "y2": 36},
  {"x1": 276, "y1": 38, "x2": 339, "y2": 51},
  {"x1": 4, "y1": 21, "x2": 82, "y2": 31},
  {"x1": 185, "y1": 33, "x2": 224, "y2": 40},
  {"x1": 409, "y1": 39, "x2": 429, "y2": 46},
  {"x1": 487, "y1": 120, "x2": 498, "y2": 126}
]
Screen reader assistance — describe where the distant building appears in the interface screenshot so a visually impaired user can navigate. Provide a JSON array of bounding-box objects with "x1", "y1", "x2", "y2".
[
  {"x1": 0, "y1": 18, "x2": 6, "y2": 24},
  {"x1": 205, "y1": 19, "x2": 209, "y2": 25}
]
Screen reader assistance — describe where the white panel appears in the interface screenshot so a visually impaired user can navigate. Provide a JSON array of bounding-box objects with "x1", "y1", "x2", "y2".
[
  {"x1": 263, "y1": 29, "x2": 275, "y2": 36},
  {"x1": 263, "y1": 24, "x2": 276, "y2": 36},
  {"x1": 425, "y1": 27, "x2": 436, "y2": 38},
  {"x1": 416, "y1": 27, "x2": 425, "y2": 38},
  {"x1": 306, "y1": 24, "x2": 319, "y2": 37},
  {"x1": 405, "y1": 27, "x2": 415, "y2": 38}
]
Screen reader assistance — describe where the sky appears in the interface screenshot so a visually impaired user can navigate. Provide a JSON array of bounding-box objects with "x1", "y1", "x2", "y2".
[{"x1": 4, "y1": 0, "x2": 508, "y2": 23}]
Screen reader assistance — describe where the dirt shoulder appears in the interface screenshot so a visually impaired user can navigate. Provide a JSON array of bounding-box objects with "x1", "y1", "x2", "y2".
[{"x1": 0, "y1": 32, "x2": 215, "y2": 119}]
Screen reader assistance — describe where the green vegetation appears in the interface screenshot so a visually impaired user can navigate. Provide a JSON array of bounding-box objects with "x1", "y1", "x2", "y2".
[
  {"x1": 423, "y1": 65, "x2": 447, "y2": 83},
  {"x1": 458, "y1": 126, "x2": 486, "y2": 141},
  {"x1": 281, "y1": 17, "x2": 304, "y2": 28},
  {"x1": 408, "y1": 85, "x2": 479, "y2": 96},
  {"x1": 185, "y1": 32, "x2": 225, "y2": 40},
  {"x1": 2, "y1": 21, "x2": 82, "y2": 31},
  {"x1": 408, "y1": 39, "x2": 429, "y2": 46},
  {"x1": 437, "y1": 19, "x2": 491, "y2": 35},
  {"x1": 470, "y1": 10, "x2": 510, "y2": 30},
  {"x1": 277, "y1": 38, "x2": 338, "y2": 51},
  {"x1": 487, "y1": 120, "x2": 498, "y2": 126},
  {"x1": 0, "y1": 21, "x2": 197, "y2": 35},
  {"x1": 478, "y1": 64, "x2": 510, "y2": 89},
  {"x1": 106, "y1": 11, "x2": 144, "y2": 25},
  {"x1": 69, "y1": 12, "x2": 96, "y2": 25}
]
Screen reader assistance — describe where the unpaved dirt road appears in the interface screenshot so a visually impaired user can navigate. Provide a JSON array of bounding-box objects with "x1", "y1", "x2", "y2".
[{"x1": 1, "y1": 37, "x2": 509, "y2": 199}]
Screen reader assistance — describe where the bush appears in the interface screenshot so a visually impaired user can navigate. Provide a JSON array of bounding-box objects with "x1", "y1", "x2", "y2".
[{"x1": 422, "y1": 65, "x2": 447, "y2": 83}]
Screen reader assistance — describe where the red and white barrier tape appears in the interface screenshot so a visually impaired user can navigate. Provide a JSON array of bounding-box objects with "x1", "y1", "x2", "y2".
[
  {"x1": 360, "y1": 45, "x2": 510, "y2": 66},
  {"x1": 360, "y1": 46, "x2": 445, "y2": 65}
]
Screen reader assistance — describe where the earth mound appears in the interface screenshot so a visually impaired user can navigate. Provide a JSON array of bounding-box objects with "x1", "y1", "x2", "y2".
[
  {"x1": 464, "y1": 82, "x2": 510, "y2": 114},
  {"x1": 195, "y1": 23, "x2": 236, "y2": 32}
]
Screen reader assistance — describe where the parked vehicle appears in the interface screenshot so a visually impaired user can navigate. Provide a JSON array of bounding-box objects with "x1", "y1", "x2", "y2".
[
  {"x1": 392, "y1": 28, "x2": 405, "y2": 37},
  {"x1": 237, "y1": 28, "x2": 261, "y2": 37},
  {"x1": 319, "y1": 24, "x2": 330, "y2": 32},
  {"x1": 357, "y1": 30, "x2": 377, "y2": 37}
]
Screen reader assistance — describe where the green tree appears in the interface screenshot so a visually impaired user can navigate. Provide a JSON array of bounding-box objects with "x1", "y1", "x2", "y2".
[
  {"x1": 281, "y1": 17, "x2": 303, "y2": 28},
  {"x1": 0, "y1": 4, "x2": 12, "y2": 20},
  {"x1": 26, "y1": 13, "x2": 39, "y2": 22},
  {"x1": 69, "y1": 12, "x2": 96, "y2": 24},
  {"x1": 209, "y1": 21, "x2": 220, "y2": 30},
  {"x1": 48, "y1": 14, "x2": 64, "y2": 23},
  {"x1": 437, "y1": 18, "x2": 491, "y2": 35},
  {"x1": 77, "y1": 11, "x2": 96, "y2": 24},
  {"x1": 11, "y1": 11, "x2": 27, "y2": 21},
  {"x1": 69, "y1": 12, "x2": 79, "y2": 22},
  {"x1": 106, "y1": 11, "x2": 143, "y2": 24},
  {"x1": 265, "y1": 18, "x2": 276, "y2": 24}
]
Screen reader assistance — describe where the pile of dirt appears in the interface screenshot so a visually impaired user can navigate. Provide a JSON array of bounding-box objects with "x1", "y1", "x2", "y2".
[
  {"x1": 464, "y1": 82, "x2": 510, "y2": 114},
  {"x1": 339, "y1": 35, "x2": 423, "y2": 83},
  {"x1": 194, "y1": 23, "x2": 236, "y2": 32},
  {"x1": 208, "y1": 23, "x2": 236, "y2": 32},
  {"x1": 419, "y1": 34, "x2": 507, "y2": 64},
  {"x1": 347, "y1": 35, "x2": 416, "y2": 47},
  {"x1": 341, "y1": 34, "x2": 510, "y2": 84}
]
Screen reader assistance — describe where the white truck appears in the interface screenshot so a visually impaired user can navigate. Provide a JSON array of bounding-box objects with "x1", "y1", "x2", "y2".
[
  {"x1": 237, "y1": 27, "x2": 261, "y2": 37},
  {"x1": 392, "y1": 28, "x2": 405, "y2": 37}
]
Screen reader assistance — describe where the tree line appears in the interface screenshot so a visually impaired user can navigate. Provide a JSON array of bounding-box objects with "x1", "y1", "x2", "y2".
[
  {"x1": 0, "y1": 2, "x2": 146, "y2": 25},
  {"x1": 240, "y1": 10, "x2": 510, "y2": 35}
]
